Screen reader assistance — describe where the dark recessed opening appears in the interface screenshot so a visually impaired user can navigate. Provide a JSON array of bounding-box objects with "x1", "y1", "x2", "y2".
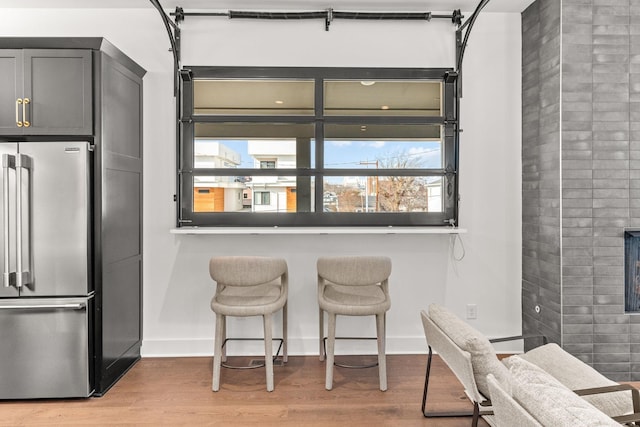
[{"x1": 624, "y1": 230, "x2": 640, "y2": 313}]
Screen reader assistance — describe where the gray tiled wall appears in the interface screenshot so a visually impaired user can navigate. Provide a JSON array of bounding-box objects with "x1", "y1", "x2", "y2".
[
  {"x1": 522, "y1": 0, "x2": 563, "y2": 348},
  {"x1": 562, "y1": 0, "x2": 596, "y2": 367},
  {"x1": 523, "y1": 0, "x2": 639, "y2": 381}
]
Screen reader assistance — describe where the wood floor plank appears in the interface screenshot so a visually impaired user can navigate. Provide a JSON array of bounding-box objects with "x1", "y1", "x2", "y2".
[{"x1": 0, "y1": 355, "x2": 489, "y2": 426}]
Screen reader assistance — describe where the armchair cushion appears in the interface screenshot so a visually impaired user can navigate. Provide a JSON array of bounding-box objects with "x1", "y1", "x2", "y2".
[
  {"x1": 518, "y1": 343, "x2": 632, "y2": 418},
  {"x1": 428, "y1": 304, "x2": 509, "y2": 397},
  {"x1": 487, "y1": 373, "x2": 542, "y2": 427},
  {"x1": 504, "y1": 355, "x2": 619, "y2": 426}
]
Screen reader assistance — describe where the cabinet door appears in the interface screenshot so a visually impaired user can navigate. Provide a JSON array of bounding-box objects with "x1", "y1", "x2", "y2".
[
  {"x1": 23, "y1": 50, "x2": 92, "y2": 135},
  {"x1": 0, "y1": 50, "x2": 23, "y2": 135}
]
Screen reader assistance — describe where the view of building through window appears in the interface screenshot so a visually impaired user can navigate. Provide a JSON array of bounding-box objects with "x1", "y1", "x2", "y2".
[{"x1": 193, "y1": 138, "x2": 442, "y2": 214}]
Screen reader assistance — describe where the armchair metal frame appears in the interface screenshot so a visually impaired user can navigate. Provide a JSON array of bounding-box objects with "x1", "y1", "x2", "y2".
[{"x1": 421, "y1": 309, "x2": 640, "y2": 427}]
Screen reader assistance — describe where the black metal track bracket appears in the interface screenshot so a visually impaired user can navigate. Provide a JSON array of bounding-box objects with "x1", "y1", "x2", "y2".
[
  {"x1": 166, "y1": 6, "x2": 462, "y2": 32},
  {"x1": 179, "y1": 68, "x2": 192, "y2": 81},
  {"x1": 455, "y1": 0, "x2": 491, "y2": 96},
  {"x1": 149, "y1": 0, "x2": 181, "y2": 95},
  {"x1": 149, "y1": 0, "x2": 491, "y2": 98}
]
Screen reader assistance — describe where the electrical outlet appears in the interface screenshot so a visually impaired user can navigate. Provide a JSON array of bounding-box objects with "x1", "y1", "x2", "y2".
[{"x1": 466, "y1": 304, "x2": 477, "y2": 319}]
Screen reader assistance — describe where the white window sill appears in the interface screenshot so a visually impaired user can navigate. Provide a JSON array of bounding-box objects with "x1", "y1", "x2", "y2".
[{"x1": 170, "y1": 226, "x2": 466, "y2": 235}]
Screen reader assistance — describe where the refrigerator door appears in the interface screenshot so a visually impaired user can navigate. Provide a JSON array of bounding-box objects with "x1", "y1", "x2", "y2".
[
  {"x1": 18, "y1": 141, "x2": 89, "y2": 296},
  {"x1": 0, "y1": 296, "x2": 93, "y2": 399},
  {"x1": 0, "y1": 143, "x2": 17, "y2": 297}
]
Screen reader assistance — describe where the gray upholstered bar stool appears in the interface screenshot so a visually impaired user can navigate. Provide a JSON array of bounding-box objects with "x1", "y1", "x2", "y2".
[
  {"x1": 209, "y1": 256, "x2": 288, "y2": 392},
  {"x1": 317, "y1": 256, "x2": 392, "y2": 391}
]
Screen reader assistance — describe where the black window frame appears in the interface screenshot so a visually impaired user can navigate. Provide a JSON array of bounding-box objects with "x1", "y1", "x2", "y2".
[{"x1": 178, "y1": 66, "x2": 459, "y2": 227}]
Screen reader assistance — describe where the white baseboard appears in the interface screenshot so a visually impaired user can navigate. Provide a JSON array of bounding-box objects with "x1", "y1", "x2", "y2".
[
  {"x1": 141, "y1": 336, "x2": 430, "y2": 357},
  {"x1": 141, "y1": 337, "x2": 524, "y2": 358},
  {"x1": 142, "y1": 339, "x2": 215, "y2": 357}
]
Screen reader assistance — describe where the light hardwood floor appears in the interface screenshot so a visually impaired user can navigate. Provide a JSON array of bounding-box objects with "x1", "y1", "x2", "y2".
[{"x1": 0, "y1": 354, "x2": 490, "y2": 426}]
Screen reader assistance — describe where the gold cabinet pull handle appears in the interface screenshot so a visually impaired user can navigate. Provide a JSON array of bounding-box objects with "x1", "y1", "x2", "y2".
[
  {"x1": 15, "y1": 98, "x2": 23, "y2": 127},
  {"x1": 22, "y1": 98, "x2": 30, "y2": 128}
]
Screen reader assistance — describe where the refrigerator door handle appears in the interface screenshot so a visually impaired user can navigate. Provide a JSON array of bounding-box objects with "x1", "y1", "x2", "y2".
[
  {"x1": 0, "y1": 303, "x2": 86, "y2": 310},
  {"x1": 15, "y1": 154, "x2": 32, "y2": 288},
  {"x1": 2, "y1": 154, "x2": 15, "y2": 288}
]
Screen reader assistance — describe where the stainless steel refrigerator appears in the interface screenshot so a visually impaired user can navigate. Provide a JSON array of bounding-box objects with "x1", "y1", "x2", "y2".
[
  {"x1": 0, "y1": 141, "x2": 93, "y2": 399},
  {"x1": 0, "y1": 37, "x2": 144, "y2": 399}
]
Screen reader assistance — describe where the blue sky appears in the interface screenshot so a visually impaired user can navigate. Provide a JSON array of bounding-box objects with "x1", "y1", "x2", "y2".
[{"x1": 217, "y1": 139, "x2": 442, "y2": 169}]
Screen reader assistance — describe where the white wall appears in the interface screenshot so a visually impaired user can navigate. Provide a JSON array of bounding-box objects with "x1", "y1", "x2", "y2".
[{"x1": 0, "y1": 8, "x2": 522, "y2": 356}]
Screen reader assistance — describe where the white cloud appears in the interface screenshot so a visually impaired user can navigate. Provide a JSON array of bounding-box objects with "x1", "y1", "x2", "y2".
[
  {"x1": 329, "y1": 140, "x2": 352, "y2": 147},
  {"x1": 363, "y1": 141, "x2": 386, "y2": 148},
  {"x1": 408, "y1": 147, "x2": 442, "y2": 168}
]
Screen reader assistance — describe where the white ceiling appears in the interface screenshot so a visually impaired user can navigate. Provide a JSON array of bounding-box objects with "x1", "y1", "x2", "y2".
[{"x1": 0, "y1": 0, "x2": 536, "y2": 13}]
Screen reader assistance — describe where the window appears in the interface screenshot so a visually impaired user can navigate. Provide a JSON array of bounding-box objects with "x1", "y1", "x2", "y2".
[
  {"x1": 260, "y1": 160, "x2": 276, "y2": 169},
  {"x1": 178, "y1": 67, "x2": 459, "y2": 227},
  {"x1": 254, "y1": 192, "x2": 271, "y2": 206}
]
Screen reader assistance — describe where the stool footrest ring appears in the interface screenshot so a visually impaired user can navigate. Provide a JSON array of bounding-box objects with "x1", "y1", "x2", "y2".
[
  {"x1": 322, "y1": 337, "x2": 379, "y2": 369},
  {"x1": 221, "y1": 337, "x2": 285, "y2": 369}
]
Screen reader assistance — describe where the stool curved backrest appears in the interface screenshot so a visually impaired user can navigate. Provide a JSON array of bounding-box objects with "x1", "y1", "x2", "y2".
[
  {"x1": 317, "y1": 256, "x2": 392, "y2": 287},
  {"x1": 210, "y1": 256, "x2": 288, "y2": 287}
]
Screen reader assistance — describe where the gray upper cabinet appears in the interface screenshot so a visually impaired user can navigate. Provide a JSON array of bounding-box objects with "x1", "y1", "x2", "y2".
[
  {"x1": 0, "y1": 49, "x2": 92, "y2": 135},
  {"x1": 0, "y1": 50, "x2": 23, "y2": 134}
]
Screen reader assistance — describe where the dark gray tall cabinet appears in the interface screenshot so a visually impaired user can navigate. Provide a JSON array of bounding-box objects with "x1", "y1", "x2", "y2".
[{"x1": 0, "y1": 38, "x2": 144, "y2": 396}]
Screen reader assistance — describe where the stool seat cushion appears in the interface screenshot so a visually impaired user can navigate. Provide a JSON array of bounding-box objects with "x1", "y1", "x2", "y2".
[
  {"x1": 211, "y1": 282, "x2": 286, "y2": 316},
  {"x1": 320, "y1": 283, "x2": 390, "y2": 315}
]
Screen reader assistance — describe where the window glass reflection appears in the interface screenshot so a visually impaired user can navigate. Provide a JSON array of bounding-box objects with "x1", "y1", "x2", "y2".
[
  {"x1": 324, "y1": 80, "x2": 442, "y2": 116},
  {"x1": 194, "y1": 79, "x2": 315, "y2": 115},
  {"x1": 193, "y1": 175, "x2": 314, "y2": 213},
  {"x1": 324, "y1": 124, "x2": 443, "y2": 169},
  {"x1": 323, "y1": 176, "x2": 443, "y2": 213}
]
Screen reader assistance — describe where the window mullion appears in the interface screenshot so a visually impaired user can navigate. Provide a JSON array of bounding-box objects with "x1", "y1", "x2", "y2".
[{"x1": 315, "y1": 77, "x2": 325, "y2": 212}]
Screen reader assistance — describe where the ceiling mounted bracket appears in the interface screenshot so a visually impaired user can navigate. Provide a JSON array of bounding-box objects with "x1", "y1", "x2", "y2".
[
  {"x1": 174, "y1": 6, "x2": 185, "y2": 24},
  {"x1": 452, "y1": 9, "x2": 463, "y2": 26},
  {"x1": 326, "y1": 8, "x2": 333, "y2": 31}
]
